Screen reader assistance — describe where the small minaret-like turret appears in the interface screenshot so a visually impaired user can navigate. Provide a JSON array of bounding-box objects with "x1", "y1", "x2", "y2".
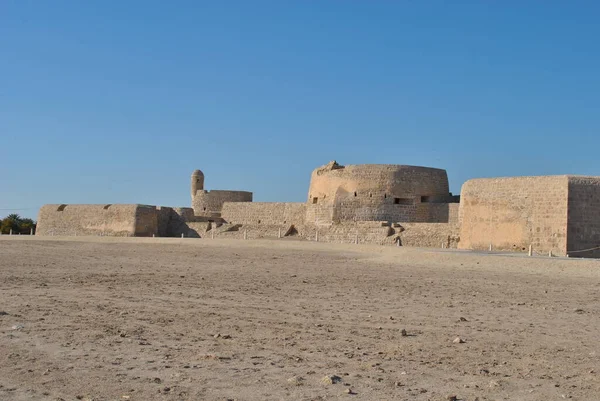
[{"x1": 191, "y1": 169, "x2": 205, "y2": 199}]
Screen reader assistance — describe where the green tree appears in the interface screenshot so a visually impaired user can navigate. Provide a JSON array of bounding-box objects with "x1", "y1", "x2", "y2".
[{"x1": 0, "y1": 214, "x2": 36, "y2": 234}]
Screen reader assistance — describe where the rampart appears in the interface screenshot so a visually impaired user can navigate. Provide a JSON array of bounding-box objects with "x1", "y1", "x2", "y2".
[
  {"x1": 192, "y1": 190, "x2": 253, "y2": 215},
  {"x1": 458, "y1": 176, "x2": 569, "y2": 256},
  {"x1": 566, "y1": 176, "x2": 600, "y2": 258},
  {"x1": 36, "y1": 204, "x2": 153, "y2": 237},
  {"x1": 221, "y1": 202, "x2": 306, "y2": 225}
]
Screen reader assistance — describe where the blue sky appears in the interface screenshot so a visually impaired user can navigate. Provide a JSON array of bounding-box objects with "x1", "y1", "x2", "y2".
[{"x1": 2, "y1": 2, "x2": 599, "y2": 219}]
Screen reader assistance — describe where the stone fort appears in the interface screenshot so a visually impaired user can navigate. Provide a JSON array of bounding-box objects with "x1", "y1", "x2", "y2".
[{"x1": 36, "y1": 161, "x2": 600, "y2": 258}]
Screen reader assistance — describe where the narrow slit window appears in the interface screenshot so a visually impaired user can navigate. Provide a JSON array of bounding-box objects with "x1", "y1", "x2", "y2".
[{"x1": 394, "y1": 198, "x2": 413, "y2": 205}]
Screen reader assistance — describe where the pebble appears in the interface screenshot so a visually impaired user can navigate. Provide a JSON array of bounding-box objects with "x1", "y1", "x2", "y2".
[
  {"x1": 287, "y1": 376, "x2": 304, "y2": 386},
  {"x1": 453, "y1": 337, "x2": 465, "y2": 344},
  {"x1": 447, "y1": 396, "x2": 458, "y2": 401},
  {"x1": 321, "y1": 375, "x2": 342, "y2": 385},
  {"x1": 401, "y1": 329, "x2": 408, "y2": 337},
  {"x1": 345, "y1": 388, "x2": 355, "y2": 394}
]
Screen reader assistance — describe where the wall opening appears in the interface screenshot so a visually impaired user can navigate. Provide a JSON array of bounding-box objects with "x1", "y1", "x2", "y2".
[
  {"x1": 312, "y1": 197, "x2": 318, "y2": 204},
  {"x1": 421, "y1": 196, "x2": 431, "y2": 203},
  {"x1": 258, "y1": 220, "x2": 261, "y2": 224},
  {"x1": 369, "y1": 193, "x2": 372, "y2": 197},
  {"x1": 103, "y1": 204, "x2": 112, "y2": 210},
  {"x1": 57, "y1": 204, "x2": 67, "y2": 211},
  {"x1": 384, "y1": 194, "x2": 387, "y2": 199},
  {"x1": 354, "y1": 192, "x2": 357, "y2": 197},
  {"x1": 394, "y1": 198, "x2": 413, "y2": 205}
]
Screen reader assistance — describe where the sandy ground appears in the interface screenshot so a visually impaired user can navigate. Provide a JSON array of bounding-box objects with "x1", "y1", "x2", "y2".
[{"x1": 1, "y1": 237, "x2": 600, "y2": 401}]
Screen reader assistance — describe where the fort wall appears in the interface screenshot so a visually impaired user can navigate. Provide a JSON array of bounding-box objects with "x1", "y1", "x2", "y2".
[
  {"x1": 458, "y1": 176, "x2": 569, "y2": 256},
  {"x1": 566, "y1": 176, "x2": 600, "y2": 258},
  {"x1": 36, "y1": 204, "x2": 143, "y2": 237},
  {"x1": 221, "y1": 202, "x2": 306, "y2": 225},
  {"x1": 192, "y1": 190, "x2": 253, "y2": 215}
]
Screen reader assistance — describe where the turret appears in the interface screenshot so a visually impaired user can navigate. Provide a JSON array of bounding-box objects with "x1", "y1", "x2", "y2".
[{"x1": 191, "y1": 169, "x2": 204, "y2": 198}]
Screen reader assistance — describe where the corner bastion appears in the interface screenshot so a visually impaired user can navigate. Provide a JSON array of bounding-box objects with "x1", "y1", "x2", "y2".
[{"x1": 305, "y1": 161, "x2": 458, "y2": 225}]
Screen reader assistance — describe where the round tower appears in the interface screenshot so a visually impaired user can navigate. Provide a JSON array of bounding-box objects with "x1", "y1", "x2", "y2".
[{"x1": 191, "y1": 169, "x2": 205, "y2": 198}]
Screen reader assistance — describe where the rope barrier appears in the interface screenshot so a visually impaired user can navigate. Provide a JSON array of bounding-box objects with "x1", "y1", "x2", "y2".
[{"x1": 567, "y1": 245, "x2": 600, "y2": 254}]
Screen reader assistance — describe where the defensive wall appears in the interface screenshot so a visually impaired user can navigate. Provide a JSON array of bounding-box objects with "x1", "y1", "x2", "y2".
[
  {"x1": 566, "y1": 177, "x2": 600, "y2": 258},
  {"x1": 35, "y1": 162, "x2": 600, "y2": 258},
  {"x1": 37, "y1": 204, "x2": 214, "y2": 238},
  {"x1": 458, "y1": 176, "x2": 570, "y2": 256},
  {"x1": 36, "y1": 204, "x2": 155, "y2": 237},
  {"x1": 220, "y1": 202, "x2": 306, "y2": 225}
]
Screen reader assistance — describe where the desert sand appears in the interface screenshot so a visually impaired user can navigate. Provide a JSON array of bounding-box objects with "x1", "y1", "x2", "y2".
[{"x1": 1, "y1": 237, "x2": 599, "y2": 401}]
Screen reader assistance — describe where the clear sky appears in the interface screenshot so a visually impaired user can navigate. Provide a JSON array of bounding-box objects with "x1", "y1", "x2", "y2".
[{"x1": 2, "y1": 2, "x2": 599, "y2": 219}]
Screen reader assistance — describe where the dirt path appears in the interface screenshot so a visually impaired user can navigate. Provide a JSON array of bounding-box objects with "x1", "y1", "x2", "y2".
[{"x1": 1, "y1": 237, "x2": 599, "y2": 400}]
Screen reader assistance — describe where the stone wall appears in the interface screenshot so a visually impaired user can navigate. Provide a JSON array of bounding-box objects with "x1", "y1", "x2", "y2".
[
  {"x1": 37, "y1": 204, "x2": 142, "y2": 237},
  {"x1": 567, "y1": 176, "x2": 600, "y2": 258},
  {"x1": 192, "y1": 190, "x2": 253, "y2": 215},
  {"x1": 221, "y1": 202, "x2": 306, "y2": 225},
  {"x1": 134, "y1": 205, "x2": 158, "y2": 237},
  {"x1": 397, "y1": 223, "x2": 460, "y2": 248},
  {"x1": 458, "y1": 176, "x2": 569, "y2": 256}
]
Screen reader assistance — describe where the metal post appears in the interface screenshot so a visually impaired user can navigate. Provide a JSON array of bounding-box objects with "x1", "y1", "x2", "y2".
[
  {"x1": 211, "y1": 230, "x2": 214, "y2": 239},
  {"x1": 489, "y1": 244, "x2": 492, "y2": 251},
  {"x1": 355, "y1": 233, "x2": 358, "y2": 244},
  {"x1": 548, "y1": 250, "x2": 552, "y2": 257},
  {"x1": 315, "y1": 230, "x2": 318, "y2": 242},
  {"x1": 152, "y1": 234, "x2": 155, "y2": 238},
  {"x1": 9, "y1": 229, "x2": 12, "y2": 236},
  {"x1": 181, "y1": 233, "x2": 184, "y2": 238},
  {"x1": 278, "y1": 228, "x2": 281, "y2": 238},
  {"x1": 244, "y1": 230, "x2": 247, "y2": 240},
  {"x1": 30, "y1": 228, "x2": 34, "y2": 235},
  {"x1": 528, "y1": 244, "x2": 533, "y2": 256}
]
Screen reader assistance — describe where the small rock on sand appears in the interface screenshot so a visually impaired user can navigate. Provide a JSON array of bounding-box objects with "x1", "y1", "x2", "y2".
[
  {"x1": 453, "y1": 337, "x2": 465, "y2": 344},
  {"x1": 287, "y1": 376, "x2": 304, "y2": 386},
  {"x1": 321, "y1": 375, "x2": 342, "y2": 385}
]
